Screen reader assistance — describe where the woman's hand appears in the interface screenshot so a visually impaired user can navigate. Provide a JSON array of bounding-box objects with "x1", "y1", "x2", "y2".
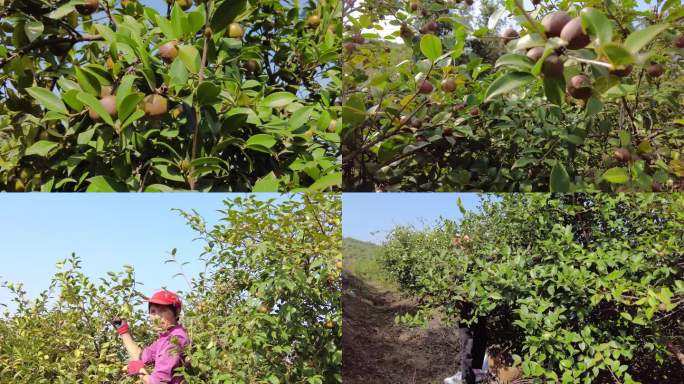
[{"x1": 111, "y1": 317, "x2": 129, "y2": 335}]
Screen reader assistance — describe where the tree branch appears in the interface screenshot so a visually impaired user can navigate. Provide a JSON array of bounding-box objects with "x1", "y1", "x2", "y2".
[
  {"x1": 0, "y1": 35, "x2": 103, "y2": 69},
  {"x1": 189, "y1": 1, "x2": 213, "y2": 191}
]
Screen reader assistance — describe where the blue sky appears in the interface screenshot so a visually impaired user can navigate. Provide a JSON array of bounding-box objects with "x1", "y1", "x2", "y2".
[
  {"x1": 342, "y1": 193, "x2": 484, "y2": 244},
  {"x1": 0, "y1": 193, "x2": 283, "y2": 312}
]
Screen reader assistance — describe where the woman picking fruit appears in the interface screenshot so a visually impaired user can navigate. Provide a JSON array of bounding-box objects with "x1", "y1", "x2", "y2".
[{"x1": 112, "y1": 290, "x2": 189, "y2": 383}]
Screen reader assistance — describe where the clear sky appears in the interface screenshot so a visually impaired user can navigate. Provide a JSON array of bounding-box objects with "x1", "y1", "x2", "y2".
[
  {"x1": 342, "y1": 193, "x2": 484, "y2": 244},
  {"x1": 0, "y1": 193, "x2": 283, "y2": 312}
]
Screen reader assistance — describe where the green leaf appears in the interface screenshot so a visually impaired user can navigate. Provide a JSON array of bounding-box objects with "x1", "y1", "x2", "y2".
[
  {"x1": 211, "y1": 0, "x2": 247, "y2": 32},
  {"x1": 585, "y1": 96, "x2": 603, "y2": 117},
  {"x1": 196, "y1": 82, "x2": 221, "y2": 106},
  {"x1": 74, "y1": 66, "x2": 100, "y2": 95},
  {"x1": 550, "y1": 162, "x2": 570, "y2": 192},
  {"x1": 420, "y1": 34, "x2": 442, "y2": 62},
  {"x1": 77, "y1": 92, "x2": 114, "y2": 126},
  {"x1": 25, "y1": 140, "x2": 59, "y2": 157},
  {"x1": 512, "y1": 157, "x2": 537, "y2": 169},
  {"x1": 245, "y1": 134, "x2": 277, "y2": 151},
  {"x1": 289, "y1": 106, "x2": 314, "y2": 131},
  {"x1": 602, "y1": 167, "x2": 630, "y2": 183},
  {"x1": 86, "y1": 176, "x2": 128, "y2": 192},
  {"x1": 118, "y1": 93, "x2": 144, "y2": 122},
  {"x1": 24, "y1": 21, "x2": 44, "y2": 43},
  {"x1": 342, "y1": 93, "x2": 367, "y2": 127},
  {"x1": 485, "y1": 72, "x2": 535, "y2": 102},
  {"x1": 623, "y1": 24, "x2": 669, "y2": 54},
  {"x1": 603, "y1": 44, "x2": 634, "y2": 66},
  {"x1": 48, "y1": 3, "x2": 76, "y2": 19},
  {"x1": 487, "y1": 8, "x2": 507, "y2": 30},
  {"x1": 495, "y1": 53, "x2": 534, "y2": 70},
  {"x1": 580, "y1": 8, "x2": 612, "y2": 47},
  {"x1": 261, "y1": 92, "x2": 298, "y2": 108},
  {"x1": 308, "y1": 172, "x2": 341, "y2": 191},
  {"x1": 156, "y1": 15, "x2": 178, "y2": 40},
  {"x1": 543, "y1": 76, "x2": 565, "y2": 106},
  {"x1": 116, "y1": 74, "x2": 137, "y2": 112},
  {"x1": 169, "y1": 58, "x2": 189, "y2": 87},
  {"x1": 178, "y1": 45, "x2": 201, "y2": 74},
  {"x1": 252, "y1": 172, "x2": 280, "y2": 192},
  {"x1": 26, "y1": 87, "x2": 68, "y2": 115}
]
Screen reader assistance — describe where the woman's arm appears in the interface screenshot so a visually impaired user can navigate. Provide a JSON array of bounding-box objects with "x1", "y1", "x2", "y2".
[
  {"x1": 120, "y1": 332, "x2": 142, "y2": 360},
  {"x1": 112, "y1": 317, "x2": 142, "y2": 360}
]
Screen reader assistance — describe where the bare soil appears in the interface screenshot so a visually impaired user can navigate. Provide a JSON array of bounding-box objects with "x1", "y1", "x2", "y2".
[{"x1": 342, "y1": 271, "x2": 461, "y2": 384}]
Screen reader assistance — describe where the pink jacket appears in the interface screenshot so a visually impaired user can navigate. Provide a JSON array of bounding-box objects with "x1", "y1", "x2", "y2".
[{"x1": 140, "y1": 324, "x2": 189, "y2": 384}]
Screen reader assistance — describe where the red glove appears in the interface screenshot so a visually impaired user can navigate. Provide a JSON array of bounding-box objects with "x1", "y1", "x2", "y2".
[
  {"x1": 127, "y1": 360, "x2": 145, "y2": 376},
  {"x1": 111, "y1": 317, "x2": 129, "y2": 335}
]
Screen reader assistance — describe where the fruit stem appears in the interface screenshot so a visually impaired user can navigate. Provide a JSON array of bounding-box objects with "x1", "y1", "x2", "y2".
[{"x1": 566, "y1": 55, "x2": 613, "y2": 68}]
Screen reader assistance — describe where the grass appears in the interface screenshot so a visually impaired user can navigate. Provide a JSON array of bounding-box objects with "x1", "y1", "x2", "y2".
[{"x1": 342, "y1": 237, "x2": 398, "y2": 293}]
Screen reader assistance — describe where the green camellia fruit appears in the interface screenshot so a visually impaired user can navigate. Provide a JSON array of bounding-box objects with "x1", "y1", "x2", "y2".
[
  {"x1": 227, "y1": 22, "x2": 244, "y2": 38},
  {"x1": 176, "y1": 0, "x2": 193, "y2": 11}
]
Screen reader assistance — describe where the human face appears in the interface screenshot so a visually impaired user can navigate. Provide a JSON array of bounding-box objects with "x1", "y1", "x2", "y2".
[{"x1": 149, "y1": 304, "x2": 177, "y2": 332}]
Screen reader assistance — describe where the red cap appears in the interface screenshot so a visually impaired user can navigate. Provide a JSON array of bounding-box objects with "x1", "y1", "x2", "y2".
[{"x1": 147, "y1": 290, "x2": 182, "y2": 315}]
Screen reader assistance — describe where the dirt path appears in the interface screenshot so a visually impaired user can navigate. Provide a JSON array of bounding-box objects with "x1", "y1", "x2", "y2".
[{"x1": 342, "y1": 271, "x2": 461, "y2": 384}]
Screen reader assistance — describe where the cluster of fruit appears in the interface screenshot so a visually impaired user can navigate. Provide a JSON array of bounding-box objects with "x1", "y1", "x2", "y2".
[{"x1": 500, "y1": 10, "x2": 681, "y2": 101}]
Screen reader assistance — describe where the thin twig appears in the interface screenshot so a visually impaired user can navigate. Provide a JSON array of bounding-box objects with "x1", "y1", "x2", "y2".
[{"x1": 0, "y1": 35, "x2": 103, "y2": 68}]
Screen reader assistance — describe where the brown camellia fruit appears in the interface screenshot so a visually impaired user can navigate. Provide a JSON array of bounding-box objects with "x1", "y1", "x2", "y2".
[
  {"x1": 560, "y1": 17, "x2": 590, "y2": 50},
  {"x1": 610, "y1": 64, "x2": 633, "y2": 77},
  {"x1": 526, "y1": 46, "x2": 545, "y2": 62},
  {"x1": 143, "y1": 94, "x2": 168, "y2": 118},
  {"x1": 501, "y1": 28, "x2": 518, "y2": 43},
  {"x1": 159, "y1": 40, "x2": 178, "y2": 63},
  {"x1": 441, "y1": 78, "x2": 456, "y2": 92},
  {"x1": 410, "y1": 2, "x2": 418, "y2": 11},
  {"x1": 613, "y1": 147, "x2": 631, "y2": 162},
  {"x1": 567, "y1": 74, "x2": 592, "y2": 100},
  {"x1": 646, "y1": 63, "x2": 664, "y2": 78},
  {"x1": 88, "y1": 95, "x2": 117, "y2": 121},
  {"x1": 343, "y1": 42, "x2": 357, "y2": 53},
  {"x1": 227, "y1": 22, "x2": 243, "y2": 38},
  {"x1": 542, "y1": 55, "x2": 564, "y2": 78},
  {"x1": 307, "y1": 15, "x2": 321, "y2": 28},
  {"x1": 541, "y1": 11, "x2": 571, "y2": 38},
  {"x1": 244, "y1": 59, "x2": 260, "y2": 73},
  {"x1": 76, "y1": 0, "x2": 99, "y2": 15},
  {"x1": 532, "y1": 0, "x2": 541, "y2": 5},
  {"x1": 465, "y1": 0, "x2": 473, "y2": 5},
  {"x1": 675, "y1": 35, "x2": 684, "y2": 48},
  {"x1": 424, "y1": 20, "x2": 438, "y2": 33},
  {"x1": 418, "y1": 80, "x2": 433, "y2": 94}
]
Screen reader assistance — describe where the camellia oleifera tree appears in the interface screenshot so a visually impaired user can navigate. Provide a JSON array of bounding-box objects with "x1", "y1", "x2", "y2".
[
  {"x1": 0, "y1": 193, "x2": 342, "y2": 383},
  {"x1": 0, "y1": 0, "x2": 341, "y2": 192},
  {"x1": 382, "y1": 194, "x2": 684, "y2": 383},
  {"x1": 342, "y1": 0, "x2": 684, "y2": 192}
]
